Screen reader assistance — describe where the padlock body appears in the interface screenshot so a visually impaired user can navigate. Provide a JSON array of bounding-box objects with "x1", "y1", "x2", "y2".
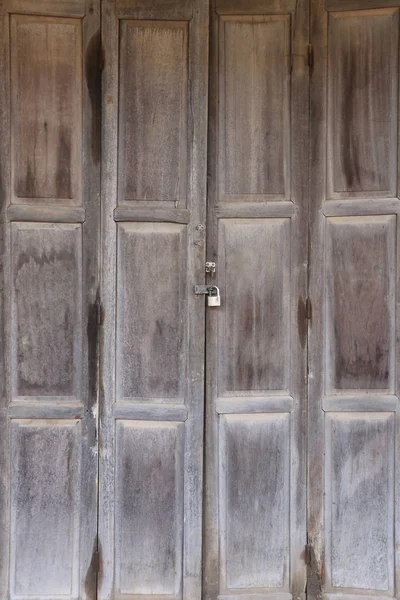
[{"x1": 208, "y1": 295, "x2": 221, "y2": 307}]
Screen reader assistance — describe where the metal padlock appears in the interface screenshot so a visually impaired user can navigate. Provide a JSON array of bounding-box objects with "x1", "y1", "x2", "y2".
[{"x1": 207, "y1": 286, "x2": 221, "y2": 307}]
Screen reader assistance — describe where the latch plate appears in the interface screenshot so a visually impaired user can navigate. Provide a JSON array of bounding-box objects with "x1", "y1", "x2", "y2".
[{"x1": 195, "y1": 285, "x2": 212, "y2": 295}]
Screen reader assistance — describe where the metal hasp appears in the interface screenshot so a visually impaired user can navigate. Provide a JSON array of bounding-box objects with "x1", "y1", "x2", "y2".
[{"x1": 194, "y1": 285, "x2": 221, "y2": 307}]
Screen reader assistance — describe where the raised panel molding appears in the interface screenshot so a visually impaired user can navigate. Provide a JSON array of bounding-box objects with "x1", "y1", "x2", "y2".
[
  {"x1": 10, "y1": 15, "x2": 82, "y2": 204},
  {"x1": 115, "y1": 420, "x2": 184, "y2": 597},
  {"x1": 327, "y1": 8, "x2": 399, "y2": 199},
  {"x1": 11, "y1": 222, "x2": 82, "y2": 401},
  {"x1": 325, "y1": 413, "x2": 394, "y2": 592},
  {"x1": 219, "y1": 414, "x2": 290, "y2": 592},
  {"x1": 325, "y1": 216, "x2": 395, "y2": 393},
  {"x1": 118, "y1": 20, "x2": 188, "y2": 204},
  {"x1": 219, "y1": 15, "x2": 290, "y2": 201},
  {"x1": 218, "y1": 219, "x2": 291, "y2": 395},
  {"x1": 116, "y1": 223, "x2": 187, "y2": 403},
  {"x1": 10, "y1": 420, "x2": 81, "y2": 598}
]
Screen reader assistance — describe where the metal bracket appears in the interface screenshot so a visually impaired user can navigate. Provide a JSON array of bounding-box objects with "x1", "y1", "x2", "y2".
[{"x1": 205, "y1": 261, "x2": 216, "y2": 275}]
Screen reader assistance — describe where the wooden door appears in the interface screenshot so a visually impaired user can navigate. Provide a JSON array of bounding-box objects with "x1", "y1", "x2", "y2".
[
  {"x1": 0, "y1": 1, "x2": 101, "y2": 598},
  {"x1": 204, "y1": 1, "x2": 309, "y2": 599},
  {"x1": 99, "y1": 1, "x2": 209, "y2": 599},
  {"x1": 309, "y1": 1, "x2": 400, "y2": 600}
]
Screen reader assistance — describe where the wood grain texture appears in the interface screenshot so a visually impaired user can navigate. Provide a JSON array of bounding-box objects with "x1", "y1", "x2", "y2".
[
  {"x1": 5, "y1": 0, "x2": 86, "y2": 17},
  {"x1": 0, "y1": 10, "x2": 11, "y2": 598},
  {"x1": 218, "y1": 219, "x2": 291, "y2": 394},
  {"x1": 7, "y1": 204, "x2": 86, "y2": 222},
  {"x1": 115, "y1": 420, "x2": 184, "y2": 596},
  {"x1": 11, "y1": 223, "x2": 82, "y2": 399},
  {"x1": 219, "y1": 15, "x2": 290, "y2": 200},
  {"x1": 113, "y1": 402, "x2": 188, "y2": 421},
  {"x1": 327, "y1": 9, "x2": 399, "y2": 198},
  {"x1": 327, "y1": 0, "x2": 400, "y2": 10},
  {"x1": 11, "y1": 15, "x2": 82, "y2": 204},
  {"x1": 326, "y1": 216, "x2": 395, "y2": 392},
  {"x1": 0, "y1": 3, "x2": 100, "y2": 599},
  {"x1": 322, "y1": 395, "x2": 398, "y2": 412},
  {"x1": 325, "y1": 413, "x2": 394, "y2": 592},
  {"x1": 216, "y1": 0, "x2": 297, "y2": 13},
  {"x1": 323, "y1": 197, "x2": 400, "y2": 216},
  {"x1": 204, "y1": 2, "x2": 309, "y2": 599},
  {"x1": 220, "y1": 414, "x2": 290, "y2": 592},
  {"x1": 309, "y1": 3, "x2": 400, "y2": 600},
  {"x1": 10, "y1": 420, "x2": 81, "y2": 597},
  {"x1": 216, "y1": 396, "x2": 294, "y2": 414},
  {"x1": 99, "y1": 3, "x2": 209, "y2": 600},
  {"x1": 308, "y1": 1, "x2": 332, "y2": 598},
  {"x1": 114, "y1": 206, "x2": 190, "y2": 223},
  {"x1": 116, "y1": 222, "x2": 187, "y2": 402},
  {"x1": 118, "y1": 20, "x2": 188, "y2": 203},
  {"x1": 116, "y1": 0, "x2": 192, "y2": 19}
]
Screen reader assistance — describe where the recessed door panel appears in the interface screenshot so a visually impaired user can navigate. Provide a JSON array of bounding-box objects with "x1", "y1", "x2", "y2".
[
  {"x1": 219, "y1": 15, "x2": 290, "y2": 199},
  {"x1": 220, "y1": 414, "x2": 291, "y2": 592},
  {"x1": 327, "y1": 9, "x2": 398, "y2": 198},
  {"x1": 118, "y1": 20, "x2": 188, "y2": 204},
  {"x1": 10, "y1": 420, "x2": 82, "y2": 598},
  {"x1": 11, "y1": 15, "x2": 82, "y2": 204},
  {"x1": 115, "y1": 420, "x2": 184, "y2": 596}
]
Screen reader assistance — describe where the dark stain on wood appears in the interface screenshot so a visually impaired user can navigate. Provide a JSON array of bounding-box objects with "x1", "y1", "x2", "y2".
[
  {"x1": 334, "y1": 334, "x2": 389, "y2": 389},
  {"x1": 85, "y1": 29, "x2": 102, "y2": 166},
  {"x1": 14, "y1": 239, "x2": 76, "y2": 396},
  {"x1": 15, "y1": 248, "x2": 73, "y2": 275},
  {"x1": 56, "y1": 127, "x2": 73, "y2": 199},
  {"x1": 333, "y1": 11, "x2": 394, "y2": 194},
  {"x1": 24, "y1": 161, "x2": 36, "y2": 198},
  {"x1": 84, "y1": 535, "x2": 102, "y2": 600},
  {"x1": 341, "y1": 49, "x2": 360, "y2": 190},
  {"x1": 307, "y1": 542, "x2": 324, "y2": 600},
  {"x1": 297, "y1": 296, "x2": 307, "y2": 349},
  {"x1": 87, "y1": 291, "x2": 100, "y2": 411},
  {"x1": 330, "y1": 221, "x2": 391, "y2": 390}
]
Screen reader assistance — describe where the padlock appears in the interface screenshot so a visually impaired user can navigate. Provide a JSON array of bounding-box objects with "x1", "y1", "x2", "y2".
[{"x1": 207, "y1": 286, "x2": 221, "y2": 307}]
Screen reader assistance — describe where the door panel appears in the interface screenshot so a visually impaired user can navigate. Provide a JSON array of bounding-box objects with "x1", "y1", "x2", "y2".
[
  {"x1": 204, "y1": 2, "x2": 309, "y2": 599},
  {"x1": 0, "y1": 1, "x2": 100, "y2": 598},
  {"x1": 219, "y1": 15, "x2": 291, "y2": 199},
  {"x1": 309, "y1": 2, "x2": 400, "y2": 600},
  {"x1": 99, "y1": 1, "x2": 209, "y2": 598},
  {"x1": 219, "y1": 413, "x2": 291, "y2": 591}
]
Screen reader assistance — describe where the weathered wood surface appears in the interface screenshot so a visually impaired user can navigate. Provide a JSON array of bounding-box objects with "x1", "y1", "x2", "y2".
[
  {"x1": 116, "y1": 0, "x2": 193, "y2": 19},
  {"x1": 327, "y1": 8, "x2": 398, "y2": 199},
  {"x1": 309, "y1": 3, "x2": 400, "y2": 600},
  {"x1": 118, "y1": 20, "x2": 188, "y2": 204},
  {"x1": 218, "y1": 218, "x2": 291, "y2": 392},
  {"x1": 216, "y1": 0, "x2": 297, "y2": 13},
  {"x1": 219, "y1": 15, "x2": 290, "y2": 200},
  {"x1": 4, "y1": 0, "x2": 86, "y2": 17},
  {"x1": 10, "y1": 15, "x2": 82, "y2": 204},
  {"x1": 99, "y1": 2, "x2": 209, "y2": 600},
  {"x1": 116, "y1": 222, "x2": 187, "y2": 401},
  {"x1": 204, "y1": 2, "x2": 309, "y2": 600},
  {"x1": 0, "y1": 1, "x2": 100, "y2": 598}
]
